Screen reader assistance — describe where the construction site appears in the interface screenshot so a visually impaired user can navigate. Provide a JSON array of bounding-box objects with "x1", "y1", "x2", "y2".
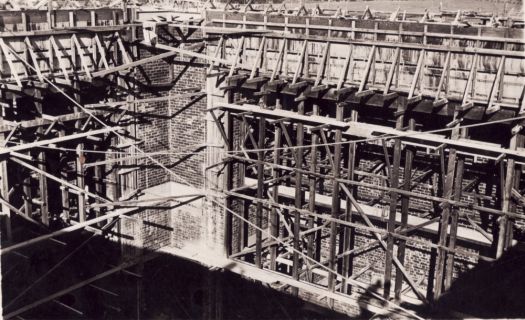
[{"x1": 0, "y1": 0, "x2": 524, "y2": 318}]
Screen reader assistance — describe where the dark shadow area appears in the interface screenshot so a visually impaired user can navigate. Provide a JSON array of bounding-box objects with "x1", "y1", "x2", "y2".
[
  {"x1": 2, "y1": 217, "x2": 351, "y2": 319},
  {"x1": 144, "y1": 254, "x2": 351, "y2": 320},
  {"x1": 433, "y1": 245, "x2": 525, "y2": 318}
]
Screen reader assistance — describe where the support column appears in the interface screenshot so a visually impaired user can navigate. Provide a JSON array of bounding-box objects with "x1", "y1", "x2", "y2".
[
  {"x1": 270, "y1": 106, "x2": 282, "y2": 270},
  {"x1": 255, "y1": 116, "x2": 266, "y2": 268},
  {"x1": 292, "y1": 97, "x2": 305, "y2": 296},
  {"x1": 37, "y1": 127, "x2": 49, "y2": 226},
  {"x1": 306, "y1": 103, "x2": 319, "y2": 278},
  {"x1": 394, "y1": 118, "x2": 415, "y2": 299},
  {"x1": 434, "y1": 140, "x2": 459, "y2": 299},
  {"x1": 59, "y1": 129, "x2": 70, "y2": 222},
  {"x1": 496, "y1": 128, "x2": 522, "y2": 258},
  {"x1": 223, "y1": 91, "x2": 234, "y2": 257},
  {"x1": 328, "y1": 102, "x2": 344, "y2": 307},
  {"x1": 341, "y1": 107, "x2": 358, "y2": 294},
  {"x1": 444, "y1": 122, "x2": 468, "y2": 290},
  {"x1": 384, "y1": 102, "x2": 406, "y2": 299}
]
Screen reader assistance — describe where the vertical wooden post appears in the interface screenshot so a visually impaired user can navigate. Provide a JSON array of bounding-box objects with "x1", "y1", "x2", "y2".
[
  {"x1": 442, "y1": 106, "x2": 469, "y2": 289},
  {"x1": 328, "y1": 102, "x2": 344, "y2": 307},
  {"x1": 270, "y1": 105, "x2": 282, "y2": 271},
  {"x1": 34, "y1": 89, "x2": 49, "y2": 226},
  {"x1": 307, "y1": 103, "x2": 319, "y2": 278},
  {"x1": 37, "y1": 127, "x2": 49, "y2": 226},
  {"x1": 497, "y1": 129, "x2": 521, "y2": 258},
  {"x1": 59, "y1": 129, "x2": 70, "y2": 221},
  {"x1": 255, "y1": 116, "x2": 266, "y2": 268},
  {"x1": 384, "y1": 101, "x2": 405, "y2": 299},
  {"x1": 434, "y1": 145, "x2": 458, "y2": 299},
  {"x1": 22, "y1": 138, "x2": 33, "y2": 219},
  {"x1": 394, "y1": 118, "x2": 415, "y2": 299},
  {"x1": 73, "y1": 81, "x2": 86, "y2": 222},
  {"x1": 224, "y1": 91, "x2": 234, "y2": 257},
  {"x1": 341, "y1": 110, "x2": 358, "y2": 294},
  {"x1": 292, "y1": 97, "x2": 305, "y2": 295}
]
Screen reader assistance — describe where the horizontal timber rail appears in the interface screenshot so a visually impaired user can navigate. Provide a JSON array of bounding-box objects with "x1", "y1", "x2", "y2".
[
  {"x1": 211, "y1": 103, "x2": 525, "y2": 164},
  {"x1": 205, "y1": 10, "x2": 525, "y2": 47}
]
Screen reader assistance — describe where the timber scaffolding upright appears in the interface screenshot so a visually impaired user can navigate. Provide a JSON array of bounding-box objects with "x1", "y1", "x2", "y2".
[{"x1": 0, "y1": 1, "x2": 524, "y2": 319}]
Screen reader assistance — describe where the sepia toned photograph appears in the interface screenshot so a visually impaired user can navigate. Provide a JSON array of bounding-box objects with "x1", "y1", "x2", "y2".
[{"x1": 0, "y1": 0, "x2": 524, "y2": 318}]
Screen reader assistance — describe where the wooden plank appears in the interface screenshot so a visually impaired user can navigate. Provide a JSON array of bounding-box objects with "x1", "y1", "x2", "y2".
[
  {"x1": 407, "y1": 49, "x2": 425, "y2": 102},
  {"x1": 460, "y1": 54, "x2": 478, "y2": 107},
  {"x1": 486, "y1": 56, "x2": 506, "y2": 114},
  {"x1": 227, "y1": 37, "x2": 245, "y2": 78},
  {"x1": 336, "y1": 44, "x2": 353, "y2": 91},
  {"x1": 313, "y1": 41, "x2": 330, "y2": 88},
  {"x1": 24, "y1": 37, "x2": 44, "y2": 81},
  {"x1": 49, "y1": 36, "x2": 72, "y2": 83},
  {"x1": 94, "y1": 34, "x2": 110, "y2": 70},
  {"x1": 248, "y1": 36, "x2": 266, "y2": 80},
  {"x1": 207, "y1": 36, "x2": 224, "y2": 73},
  {"x1": 433, "y1": 51, "x2": 451, "y2": 106},
  {"x1": 71, "y1": 34, "x2": 93, "y2": 80},
  {"x1": 357, "y1": 45, "x2": 376, "y2": 94},
  {"x1": 383, "y1": 47, "x2": 400, "y2": 95},
  {"x1": 292, "y1": 40, "x2": 308, "y2": 84}
]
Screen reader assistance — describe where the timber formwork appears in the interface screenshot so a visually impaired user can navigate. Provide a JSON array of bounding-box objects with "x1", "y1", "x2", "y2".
[
  {"x1": 205, "y1": 7, "x2": 525, "y2": 316},
  {"x1": 0, "y1": 2, "x2": 524, "y2": 319}
]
